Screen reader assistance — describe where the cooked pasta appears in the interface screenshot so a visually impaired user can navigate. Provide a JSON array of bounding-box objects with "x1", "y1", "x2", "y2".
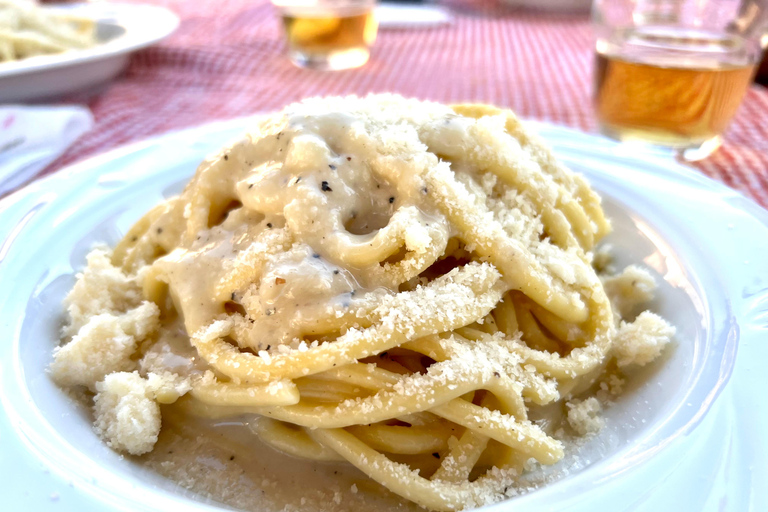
[
  {"x1": 0, "y1": 0, "x2": 96, "y2": 63},
  {"x1": 51, "y1": 95, "x2": 674, "y2": 511}
]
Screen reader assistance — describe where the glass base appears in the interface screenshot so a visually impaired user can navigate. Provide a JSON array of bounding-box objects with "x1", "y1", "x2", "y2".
[
  {"x1": 598, "y1": 124, "x2": 723, "y2": 162},
  {"x1": 288, "y1": 47, "x2": 370, "y2": 71}
]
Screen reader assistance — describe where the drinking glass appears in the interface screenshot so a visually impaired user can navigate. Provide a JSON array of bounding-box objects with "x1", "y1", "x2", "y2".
[
  {"x1": 592, "y1": 0, "x2": 768, "y2": 160},
  {"x1": 272, "y1": 0, "x2": 378, "y2": 71}
]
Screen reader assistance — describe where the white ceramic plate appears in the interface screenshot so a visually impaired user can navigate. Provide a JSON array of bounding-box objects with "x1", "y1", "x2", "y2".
[
  {"x1": 0, "y1": 2, "x2": 179, "y2": 103},
  {"x1": 0, "y1": 119, "x2": 766, "y2": 512}
]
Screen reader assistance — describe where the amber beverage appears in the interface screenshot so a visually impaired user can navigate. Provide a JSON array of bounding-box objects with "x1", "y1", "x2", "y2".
[
  {"x1": 595, "y1": 29, "x2": 757, "y2": 154},
  {"x1": 275, "y1": 0, "x2": 377, "y2": 70},
  {"x1": 592, "y1": 0, "x2": 768, "y2": 160}
]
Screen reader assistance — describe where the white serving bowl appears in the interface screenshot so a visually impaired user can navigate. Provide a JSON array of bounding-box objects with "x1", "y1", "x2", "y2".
[
  {"x1": 0, "y1": 118, "x2": 764, "y2": 511},
  {"x1": 0, "y1": 3, "x2": 179, "y2": 103}
]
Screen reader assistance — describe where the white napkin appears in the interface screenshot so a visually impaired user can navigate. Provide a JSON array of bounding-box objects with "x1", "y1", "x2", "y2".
[
  {"x1": 0, "y1": 105, "x2": 93, "y2": 197},
  {"x1": 377, "y1": 3, "x2": 452, "y2": 29}
]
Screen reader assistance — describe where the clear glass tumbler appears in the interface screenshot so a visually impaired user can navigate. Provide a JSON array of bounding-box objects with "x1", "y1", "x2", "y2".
[
  {"x1": 592, "y1": 0, "x2": 768, "y2": 160},
  {"x1": 272, "y1": 0, "x2": 378, "y2": 71}
]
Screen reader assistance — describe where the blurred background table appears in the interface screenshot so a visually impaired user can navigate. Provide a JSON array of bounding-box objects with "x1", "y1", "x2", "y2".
[{"x1": 42, "y1": 0, "x2": 768, "y2": 208}]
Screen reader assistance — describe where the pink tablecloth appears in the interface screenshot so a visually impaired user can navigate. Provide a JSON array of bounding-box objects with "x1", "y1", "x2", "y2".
[{"x1": 47, "y1": 0, "x2": 768, "y2": 208}]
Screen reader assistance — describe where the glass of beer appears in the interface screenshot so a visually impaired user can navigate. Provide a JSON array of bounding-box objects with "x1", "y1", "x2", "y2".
[
  {"x1": 272, "y1": 0, "x2": 378, "y2": 71},
  {"x1": 592, "y1": 0, "x2": 768, "y2": 160}
]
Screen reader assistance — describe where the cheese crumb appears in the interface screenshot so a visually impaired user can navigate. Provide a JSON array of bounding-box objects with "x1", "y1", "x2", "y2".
[
  {"x1": 566, "y1": 397, "x2": 604, "y2": 435},
  {"x1": 602, "y1": 265, "x2": 656, "y2": 319},
  {"x1": 50, "y1": 301, "x2": 160, "y2": 389},
  {"x1": 93, "y1": 372, "x2": 161, "y2": 455},
  {"x1": 614, "y1": 311, "x2": 675, "y2": 367},
  {"x1": 61, "y1": 248, "x2": 143, "y2": 337}
]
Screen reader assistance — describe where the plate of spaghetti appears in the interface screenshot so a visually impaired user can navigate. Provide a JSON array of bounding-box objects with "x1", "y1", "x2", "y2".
[
  {"x1": 0, "y1": 95, "x2": 765, "y2": 512},
  {"x1": 0, "y1": 1, "x2": 178, "y2": 103}
]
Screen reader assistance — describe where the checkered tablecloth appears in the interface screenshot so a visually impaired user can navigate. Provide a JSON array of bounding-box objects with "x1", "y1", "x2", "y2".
[{"x1": 45, "y1": 0, "x2": 768, "y2": 208}]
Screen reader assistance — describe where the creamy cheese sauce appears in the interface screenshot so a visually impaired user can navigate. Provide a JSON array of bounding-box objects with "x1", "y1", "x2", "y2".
[
  {"x1": 143, "y1": 111, "x2": 452, "y2": 354},
  {"x1": 147, "y1": 408, "x2": 422, "y2": 512}
]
